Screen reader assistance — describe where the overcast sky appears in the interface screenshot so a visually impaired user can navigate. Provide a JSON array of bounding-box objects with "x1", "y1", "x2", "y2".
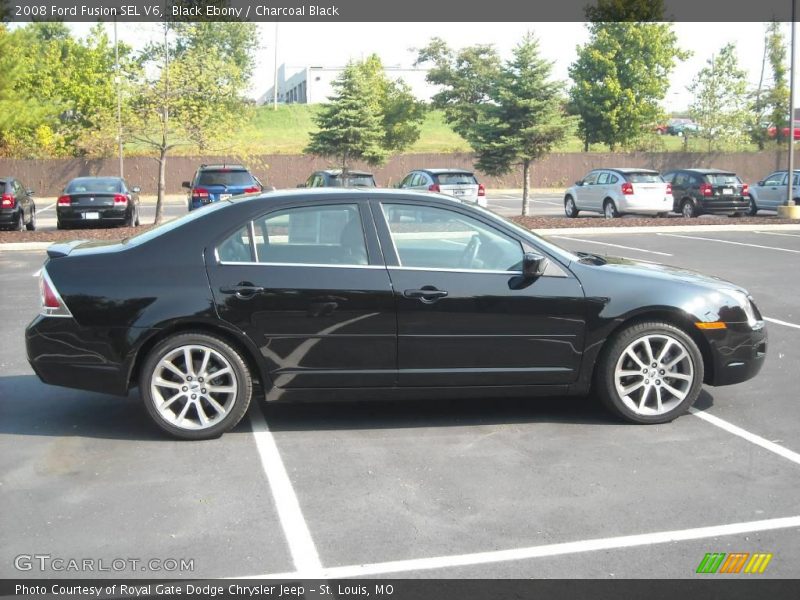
[{"x1": 66, "y1": 21, "x2": 793, "y2": 112}]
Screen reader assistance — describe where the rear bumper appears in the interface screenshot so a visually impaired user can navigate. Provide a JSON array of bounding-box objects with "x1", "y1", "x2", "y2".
[
  {"x1": 618, "y1": 196, "x2": 672, "y2": 214},
  {"x1": 697, "y1": 198, "x2": 750, "y2": 215},
  {"x1": 57, "y1": 206, "x2": 127, "y2": 224},
  {"x1": 26, "y1": 315, "x2": 133, "y2": 396},
  {"x1": 189, "y1": 198, "x2": 220, "y2": 210},
  {"x1": 703, "y1": 322, "x2": 767, "y2": 386},
  {"x1": 0, "y1": 208, "x2": 21, "y2": 225}
]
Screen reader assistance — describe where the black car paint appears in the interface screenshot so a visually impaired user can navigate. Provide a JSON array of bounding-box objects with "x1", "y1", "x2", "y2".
[
  {"x1": 664, "y1": 169, "x2": 750, "y2": 216},
  {"x1": 26, "y1": 190, "x2": 766, "y2": 403},
  {"x1": 56, "y1": 177, "x2": 141, "y2": 228},
  {"x1": 0, "y1": 177, "x2": 36, "y2": 229}
]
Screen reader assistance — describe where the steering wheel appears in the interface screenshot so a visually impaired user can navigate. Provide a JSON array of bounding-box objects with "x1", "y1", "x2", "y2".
[{"x1": 460, "y1": 234, "x2": 482, "y2": 269}]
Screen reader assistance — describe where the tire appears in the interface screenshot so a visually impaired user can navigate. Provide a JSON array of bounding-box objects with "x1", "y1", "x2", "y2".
[
  {"x1": 564, "y1": 195, "x2": 578, "y2": 218},
  {"x1": 139, "y1": 332, "x2": 253, "y2": 440},
  {"x1": 134, "y1": 206, "x2": 141, "y2": 227},
  {"x1": 747, "y1": 195, "x2": 758, "y2": 216},
  {"x1": 26, "y1": 207, "x2": 36, "y2": 231},
  {"x1": 595, "y1": 321, "x2": 704, "y2": 424},
  {"x1": 603, "y1": 199, "x2": 619, "y2": 219},
  {"x1": 13, "y1": 210, "x2": 24, "y2": 231},
  {"x1": 125, "y1": 208, "x2": 135, "y2": 228},
  {"x1": 680, "y1": 199, "x2": 697, "y2": 218}
]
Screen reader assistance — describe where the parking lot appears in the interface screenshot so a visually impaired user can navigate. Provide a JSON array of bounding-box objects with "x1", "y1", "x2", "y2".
[{"x1": 1, "y1": 227, "x2": 800, "y2": 580}]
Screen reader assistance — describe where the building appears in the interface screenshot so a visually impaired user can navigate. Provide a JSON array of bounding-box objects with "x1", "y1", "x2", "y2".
[{"x1": 258, "y1": 63, "x2": 436, "y2": 105}]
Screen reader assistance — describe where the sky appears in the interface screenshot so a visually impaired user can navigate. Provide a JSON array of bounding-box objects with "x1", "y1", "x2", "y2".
[{"x1": 67, "y1": 21, "x2": 794, "y2": 113}]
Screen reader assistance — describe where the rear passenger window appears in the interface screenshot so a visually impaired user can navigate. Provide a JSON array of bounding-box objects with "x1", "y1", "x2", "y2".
[
  {"x1": 609, "y1": 175, "x2": 619, "y2": 184},
  {"x1": 217, "y1": 226, "x2": 253, "y2": 263},
  {"x1": 597, "y1": 173, "x2": 609, "y2": 184},
  {"x1": 251, "y1": 204, "x2": 367, "y2": 266}
]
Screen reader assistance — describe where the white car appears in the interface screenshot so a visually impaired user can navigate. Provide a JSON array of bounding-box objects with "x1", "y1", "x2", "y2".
[
  {"x1": 398, "y1": 168, "x2": 487, "y2": 207},
  {"x1": 564, "y1": 168, "x2": 673, "y2": 218}
]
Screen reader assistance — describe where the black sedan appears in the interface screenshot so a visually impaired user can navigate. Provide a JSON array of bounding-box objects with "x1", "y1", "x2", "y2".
[
  {"x1": 57, "y1": 176, "x2": 141, "y2": 229},
  {"x1": 26, "y1": 189, "x2": 767, "y2": 439}
]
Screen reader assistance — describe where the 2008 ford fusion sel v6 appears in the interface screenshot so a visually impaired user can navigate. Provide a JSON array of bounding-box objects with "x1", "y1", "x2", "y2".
[{"x1": 26, "y1": 189, "x2": 767, "y2": 439}]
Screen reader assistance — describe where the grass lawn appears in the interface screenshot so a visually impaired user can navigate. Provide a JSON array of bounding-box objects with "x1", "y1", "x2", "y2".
[{"x1": 124, "y1": 104, "x2": 763, "y2": 156}]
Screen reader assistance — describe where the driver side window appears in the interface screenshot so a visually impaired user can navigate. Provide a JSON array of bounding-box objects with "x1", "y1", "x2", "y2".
[{"x1": 381, "y1": 204, "x2": 523, "y2": 272}]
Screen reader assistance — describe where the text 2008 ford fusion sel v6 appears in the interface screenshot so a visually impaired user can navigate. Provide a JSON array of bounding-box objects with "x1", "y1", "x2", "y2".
[{"x1": 26, "y1": 189, "x2": 767, "y2": 439}]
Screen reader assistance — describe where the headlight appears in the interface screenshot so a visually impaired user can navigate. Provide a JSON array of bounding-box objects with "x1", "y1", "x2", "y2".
[{"x1": 724, "y1": 289, "x2": 760, "y2": 328}]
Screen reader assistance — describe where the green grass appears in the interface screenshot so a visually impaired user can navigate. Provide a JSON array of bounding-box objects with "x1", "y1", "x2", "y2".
[{"x1": 125, "y1": 104, "x2": 764, "y2": 156}]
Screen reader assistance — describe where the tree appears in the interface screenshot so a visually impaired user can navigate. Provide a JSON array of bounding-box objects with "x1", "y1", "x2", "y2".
[
  {"x1": 417, "y1": 35, "x2": 572, "y2": 215},
  {"x1": 687, "y1": 44, "x2": 749, "y2": 152},
  {"x1": 765, "y1": 22, "x2": 790, "y2": 144},
  {"x1": 569, "y1": 16, "x2": 688, "y2": 150},
  {"x1": 584, "y1": 0, "x2": 665, "y2": 21},
  {"x1": 128, "y1": 24, "x2": 253, "y2": 223},
  {"x1": 306, "y1": 56, "x2": 425, "y2": 172},
  {"x1": 472, "y1": 35, "x2": 573, "y2": 215}
]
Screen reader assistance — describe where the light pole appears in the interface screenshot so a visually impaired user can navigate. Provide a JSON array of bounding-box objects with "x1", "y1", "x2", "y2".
[
  {"x1": 273, "y1": 22, "x2": 279, "y2": 110},
  {"x1": 114, "y1": 18, "x2": 123, "y2": 178}
]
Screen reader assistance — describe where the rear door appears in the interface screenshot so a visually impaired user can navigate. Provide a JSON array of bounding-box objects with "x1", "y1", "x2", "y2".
[
  {"x1": 436, "y1": 172, "x2": 479, "y2": 203},
  {"x1": 373, "y1": 199, "x2": 586, "y2": 387},
  {"x1": 206, "y1": 199, "x2": 397, "y2": 389}
]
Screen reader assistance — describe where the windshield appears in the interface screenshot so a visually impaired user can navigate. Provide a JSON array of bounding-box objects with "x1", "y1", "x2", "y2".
[
  {"x1": 437, "y1": 173, "x2": 478, "y2": 185},
  {"x1": 626, "y1": 172, "x2": 663, "y2": 183},
  {"x1": 197, "y1": 170, "x2": 255, "y2": 187},
  {"x1": 66, "y1": 178, "x2": 122, "y2": 193},
  {"x1": 123, "y1": 200, "x2": 231, "y2": 246},
  {"x1": 332, "y1": 175, "x2": 375, "y2": 187},
  {"x1": 705, "y1": 173, "x2": 740, "y2": 185}
]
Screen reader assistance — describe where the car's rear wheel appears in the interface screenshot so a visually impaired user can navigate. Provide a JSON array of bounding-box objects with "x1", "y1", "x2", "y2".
[
  {"x1": 564, "y1": 196, "x2": 578, "y2": 218},
  {"x1": 747, "y1": 195, "x2": 758, "y2": 216},
  {"x1": 13, "y1": 210, "x2": 24, "y2": 231},
  {"x1": 139, "y1": 332, "x2": 252, "y2": 440},
  {"x1": 681, "y1": 199, "x2": 697, "y2": 218},
  {"x1": 603, "y1": 199, "x2": 619, "y2": 219},
  {"x1": 596, "y1": 321, "x2": 704, "y2": 424}
]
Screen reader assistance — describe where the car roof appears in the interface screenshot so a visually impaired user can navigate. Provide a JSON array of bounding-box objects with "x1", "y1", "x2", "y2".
[
  {"x1": 674, "y1": 168, "x2": 736, "y2": 174},
  {"x1": 317, "y1": 169, "x2": 374, "y2": 177},
  {"x1": 232, "y1": 187, "x2": 462, "y2": 204},
  {"x1": 199, "y1": 164, "x2": 248, "y2": 171},
  {"x1": 69, "y1": 176, "x2": 122, "y2": 182},
  {"x1": 418, "y1": 168, "x2": 475, "y2": 175},
  {"x1": 599, "y1": 167, "x2": 659, "y2": 174}
]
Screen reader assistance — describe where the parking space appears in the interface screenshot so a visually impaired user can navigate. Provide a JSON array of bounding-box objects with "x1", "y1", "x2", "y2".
[{"x1": 2, "y1": 227, "x2": 800, "y2": 580}]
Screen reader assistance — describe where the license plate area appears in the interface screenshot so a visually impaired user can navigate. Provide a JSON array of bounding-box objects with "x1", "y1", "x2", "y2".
[
  {"x1": 220, "y1": 194, "x2": 232, "y2": 201},
  {"x1": 83, "y1": 212, "x2": 100, "y2": 220},
  {"x1": 723, "y1": 188, "x2": 734, "y2": 195}
]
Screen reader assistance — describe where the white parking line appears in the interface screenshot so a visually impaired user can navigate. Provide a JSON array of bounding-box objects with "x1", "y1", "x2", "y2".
[
  {"x1": 37, "y1": 202, "x2": 56, "y2": 213},
  {"x1": 249, "y1": 405, "x2": 322, "y2": 574},
  {"x1": 245, "y1": 514, "x2": 800, "y2": 579},
  {"x1": 550, "y1": 236, "x2": 673, "y2": 256},
  {"x1": 755, "y1": 231, "x2": 800, "y2": 238},
  {"x1": 764, "y1": 316, "x2": 800, "y2": 330},
  {"x1": 690, "y1": 408, "x2": 800, "y2": 467},
  {"x1": 658, "y1": 232, "x2": 800, "y2": 253},
  {"x1": 32, "y1": 269, "x2": 41, "y2": 277}
]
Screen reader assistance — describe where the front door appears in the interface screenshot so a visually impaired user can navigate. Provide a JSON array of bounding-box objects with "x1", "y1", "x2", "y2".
[
  {"x1": 373, "y1": 201, "x2": 586, "y2": 387},
  {"x1": 206, "y1": 200, "x2": 397, "y2": 390}
]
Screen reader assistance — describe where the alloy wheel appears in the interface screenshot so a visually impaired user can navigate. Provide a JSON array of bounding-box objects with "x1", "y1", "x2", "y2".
[
  {"x1": 565, "y1": 197, "x2": 576, "y2": 217},
  {"x1": 150, "y1": 344, "x2": 237, "y2": 431},
  {"x1": 613, "y1": 334, "x2": 694, "y2": 416}
]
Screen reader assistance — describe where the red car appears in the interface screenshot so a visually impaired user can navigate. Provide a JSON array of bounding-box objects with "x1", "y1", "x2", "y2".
[{"x1": 767, "y1": 122, "x2": 800, "y2": 140}]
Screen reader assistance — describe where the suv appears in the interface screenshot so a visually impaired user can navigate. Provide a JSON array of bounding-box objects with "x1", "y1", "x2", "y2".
[
  {"x1": 300, "y1": 170, "x2": 376, "y2": 188},
  {"x1": 662, "y1": 169, "x2": 749, "y2": 218},
  {"x1": 398, "y1": 169, "x2": 487, "y2": 207},
  {"x1": 183, "y1": 164, "x2": 263, "y2": 211},
  {"x1": 748, "y1": 170, "x2": 800, "y2": 214},
  {"x1": 564, "y1": 168, "x2": 673, "y2": 218},
  {"x1": 0, "y1": 177, "x2": 36, "y2": 231}
]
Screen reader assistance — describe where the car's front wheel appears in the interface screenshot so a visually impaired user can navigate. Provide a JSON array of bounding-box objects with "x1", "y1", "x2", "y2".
[
  {"x1": 595, "y1": 321, "x2": 704, "y2": 424},
  {"x1": 139, "y1": 332, "x2": 253, "y2": 440},
  {"x1": 26, "y1": 207, "x2": 36, "y2": 231},
  {"x1": 747, "y1": 195, "x2": 758, "y2": 216},
  {"x1": 564, "y1": 196, "x2": 578, "y2": 218}
]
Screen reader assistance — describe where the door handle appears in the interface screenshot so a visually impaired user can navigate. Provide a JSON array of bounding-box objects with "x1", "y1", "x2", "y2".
[
  {"x1": 404, "y1": 286, "x2": 448, "y2": 303},
  {"x1": 220, "y1": 284, "x2": 265, "y2": 298}
]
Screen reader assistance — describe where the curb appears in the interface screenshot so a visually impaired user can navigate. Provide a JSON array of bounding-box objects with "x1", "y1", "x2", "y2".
[{"x1": 0, "y1": 242, "x2": 54, "y2": 251}]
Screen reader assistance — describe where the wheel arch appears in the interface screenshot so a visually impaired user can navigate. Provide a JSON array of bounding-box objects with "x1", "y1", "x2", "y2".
[
  {"x1": 127, "y1": 321, "x2": 272, "y2": 393},
  {"x1": 591, "y1": 308, "x2": 715, "y2": 386}
]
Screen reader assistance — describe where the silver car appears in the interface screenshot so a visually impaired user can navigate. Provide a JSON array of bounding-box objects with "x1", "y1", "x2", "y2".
[
  {"x1": 748, "y1": 170, "x2": 800, "y2": 214},
  {"x1": 398, "y1": 169, "x2": 487, "y2": 207}
]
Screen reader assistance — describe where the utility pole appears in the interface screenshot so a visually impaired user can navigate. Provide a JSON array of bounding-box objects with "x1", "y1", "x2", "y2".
[
  {"x1": 788, "y1": 0, "x2": 797, "y2": 208},
  {"x1": 114, "y1": 18, "x2": 123, "y2": 178},
  {"x1": 273, "y1": 22, "x2": 279, "y2": 110}
]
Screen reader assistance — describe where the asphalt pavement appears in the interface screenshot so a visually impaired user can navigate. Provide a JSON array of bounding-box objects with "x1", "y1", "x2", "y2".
[{"x1": 1, "y1": 228, "x2": 799, "y2": 580}]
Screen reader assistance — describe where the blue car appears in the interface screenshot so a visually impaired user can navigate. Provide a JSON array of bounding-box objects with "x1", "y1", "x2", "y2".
[{"x1": 183, "y1": 164, "x2": 264, "y2": 211}]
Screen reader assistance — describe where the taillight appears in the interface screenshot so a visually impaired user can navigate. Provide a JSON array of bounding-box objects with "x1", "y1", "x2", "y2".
[
  {"x1": 741, "y1": 183, "x2": 749, "y2": 196},
  {"x1": 243, "y1": 186, "x2": 261, "y2": 194},
  {"x1": 621, "y1": 182, "x2": 634, "y2": 195},
  {"x1": 1, "y1": 193, "x2": 15, "y2": 208},
  {"x1": 113, "y1": 194, "x2": 128, "y2": 206},
  {"x1": 192, "y1": 187, "x2": 210, "y2": 199},
  {"x1": 428, "y1": 184, "x2": 440, "y2": 192},
  {"x1": 478, "y1": 183, "x2": 486, "y2": 197},
  {"x1": 39, "y1": 270, "x2": 72, "y2": 318},
  {"x1": 57, "y1": 195, "x2": 71, "y2": 206},
  {"x1": 666, "y1": 183, "x2": 673, "y2": 195},
  {"x1": 700, "y1": 183, "x2": 713, "y2": 197}
]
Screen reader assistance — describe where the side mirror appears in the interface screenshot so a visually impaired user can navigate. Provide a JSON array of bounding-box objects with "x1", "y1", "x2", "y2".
[
  {"x1": 131, "y1": 186, "x2": 141, "y2": 193},
  {"x1": 181, "y1": 181, "x2": 191, "y2": 189},
  {"x1": 522, "y1": 252, "x2": 549, "y2": 279},
  {"x1": 26, "y1": 189, "x2": 34, "y2": 195},
  {"x1": 575, "y1": 180, "x2": 583, "y2": 186}
]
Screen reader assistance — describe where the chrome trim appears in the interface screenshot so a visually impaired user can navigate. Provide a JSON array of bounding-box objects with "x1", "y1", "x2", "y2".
[
  {"x1": 248, "y1": 221, "x2": 258, "y2": 262},
  {"x1": 217, "y1": 260, "x2": 384, "y2": 269},
  {"x1": 389, "y1": 266, "x2": 523, "y2": 275}
]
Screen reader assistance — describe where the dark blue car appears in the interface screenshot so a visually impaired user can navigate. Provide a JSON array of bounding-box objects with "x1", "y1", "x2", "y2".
[{"x1": 183, "y1": 164, "x2": 263, "y2": 211}]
